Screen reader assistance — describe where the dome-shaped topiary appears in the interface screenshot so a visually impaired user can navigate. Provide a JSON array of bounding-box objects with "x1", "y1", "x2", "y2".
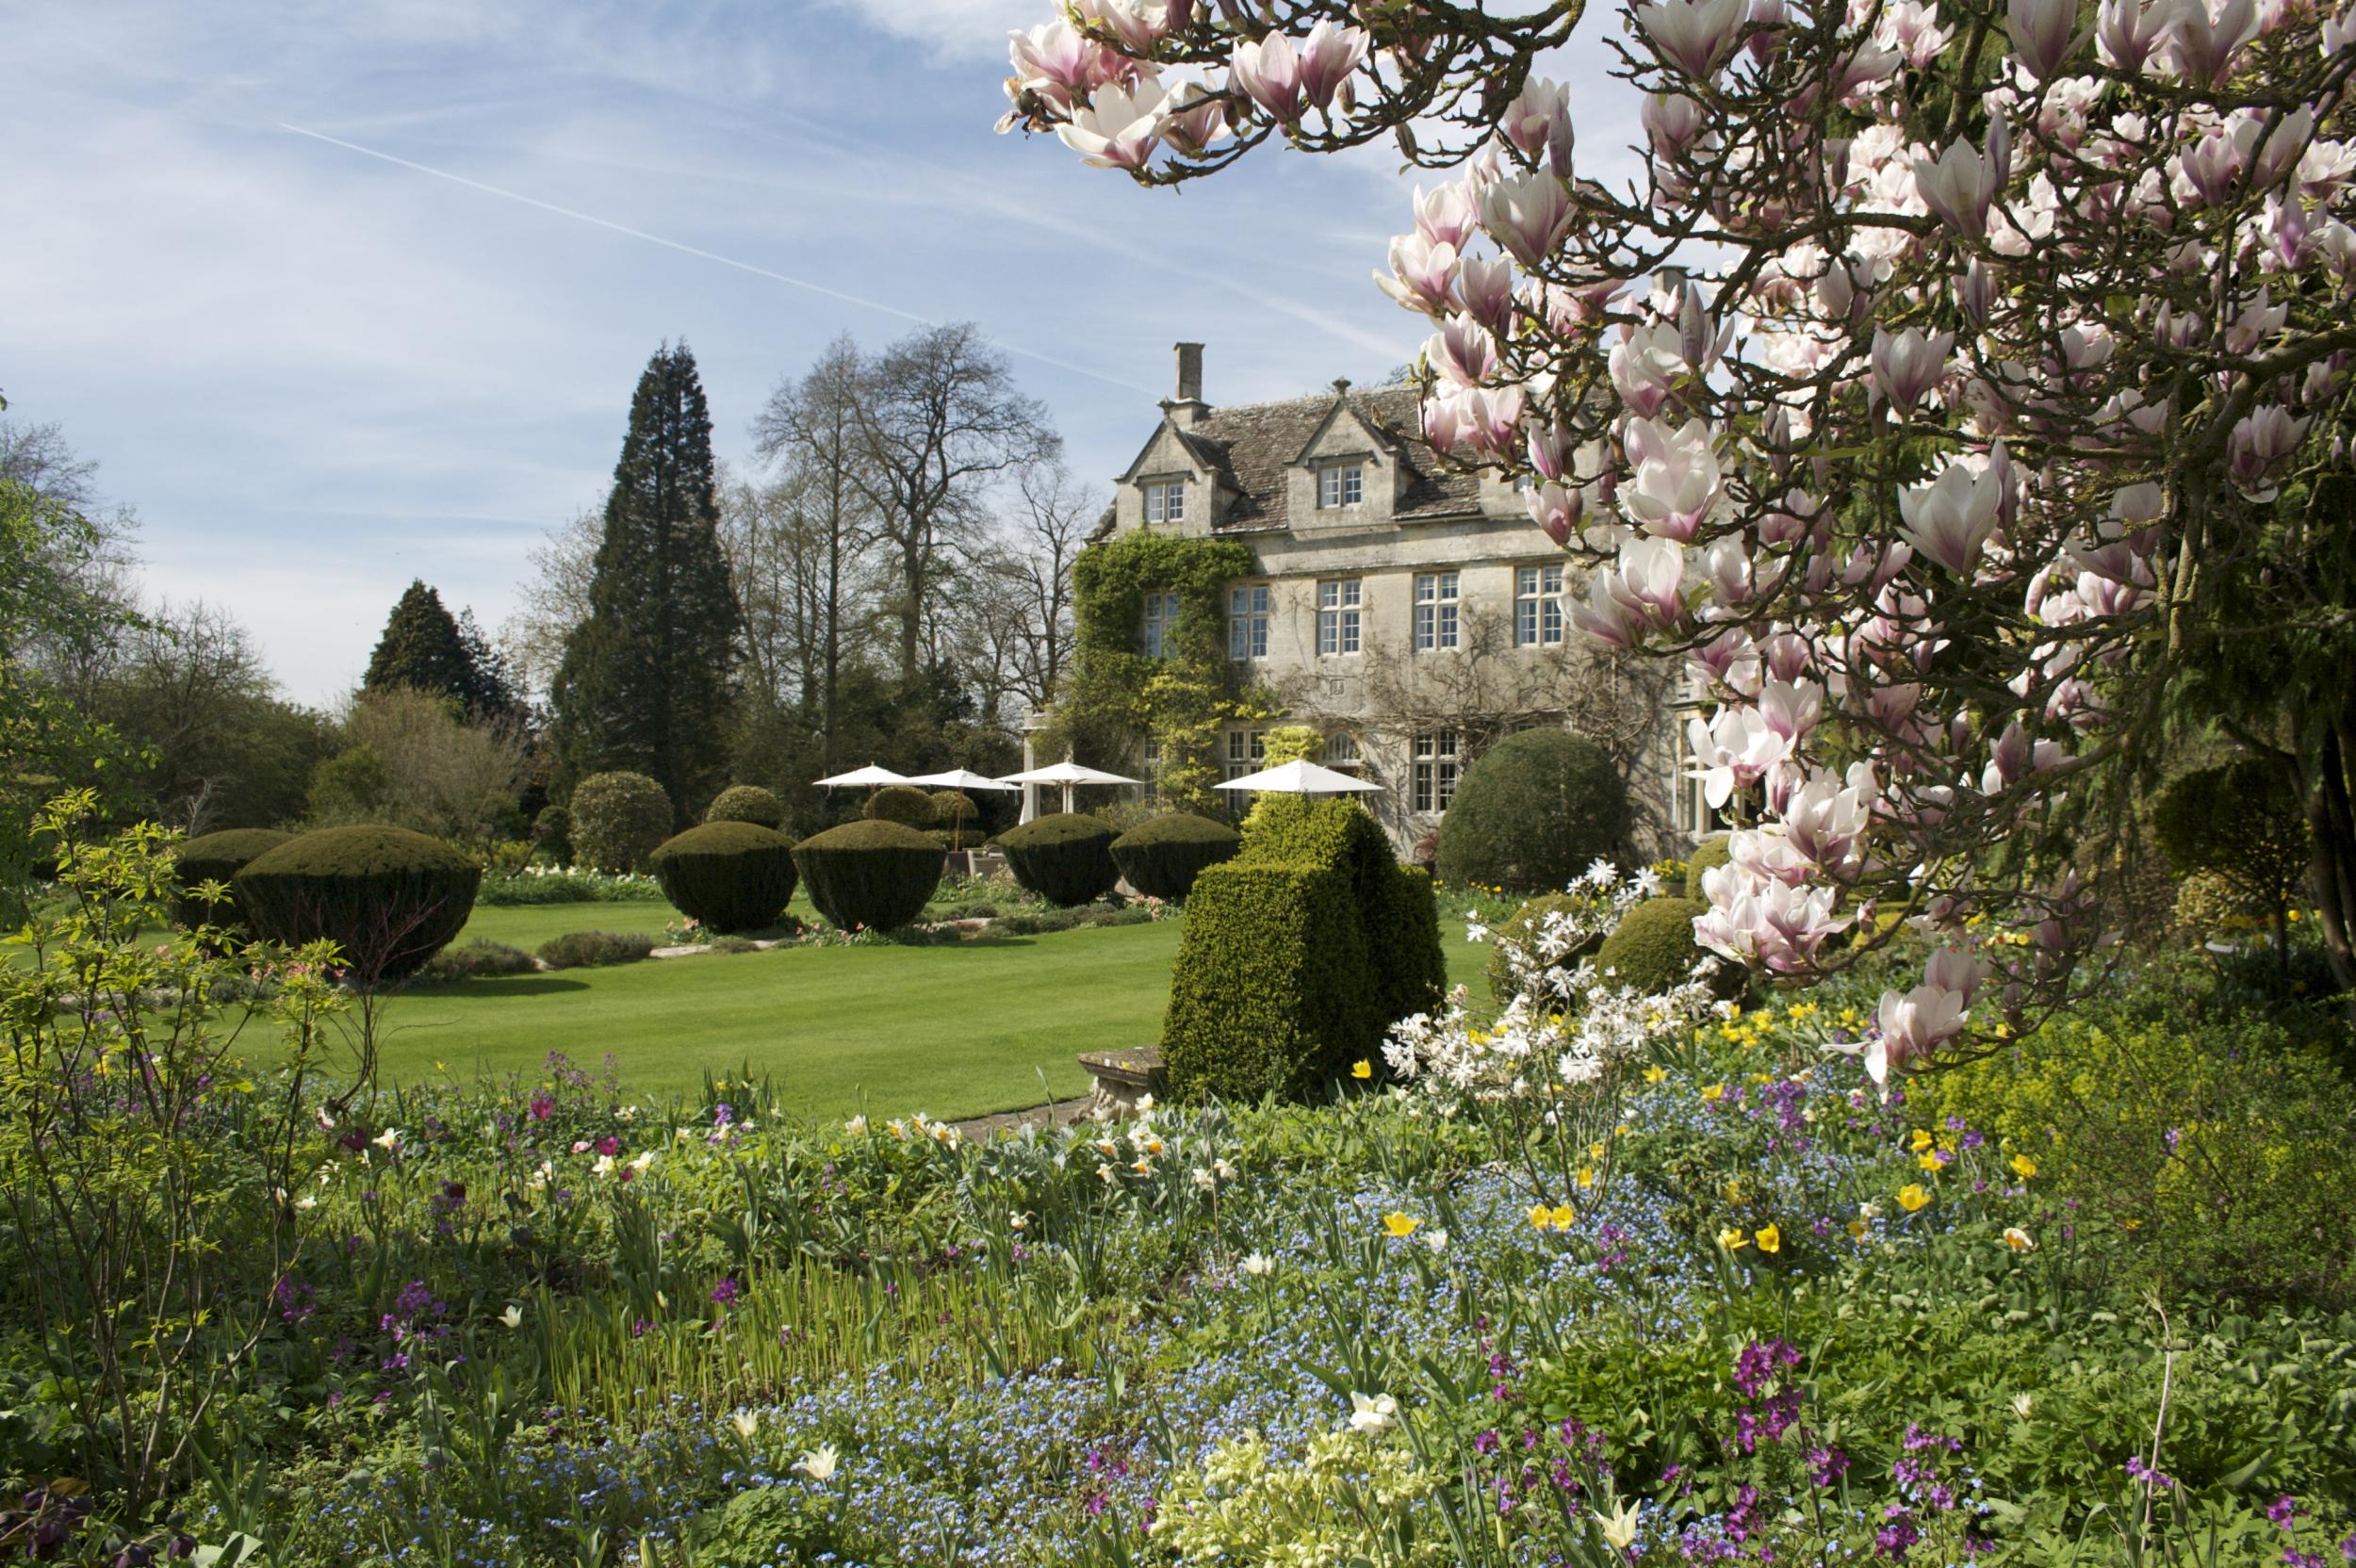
[
  {"x1": 1433, "y1": 729, "x2": 1630, "y2": 895},
  {"x1": 570, "y1": 772, "x2": 674, "y2": 872},
  {"x1": 1592, "y1": 896, "x2": 1741, "y2": 1000},
  {"x1": 172, "y1": 827, "x2": 293, "y2": 935},
  {"x1": 1484, "y1": 891, "x2": 1608, "y2": 1006},
  {"x1": 704, "y1": 784, "x2": 787, "y2": 831},
  {"x1": 865, "y1": 785, "x2": 938, "y2": 828},
  {"x1": 531, "y1": 804, "x2": 573, "y2": 864},
  {"x1": 791, "y1": 819, "x2": 943, "y2": 932},
  {"x1": 1112, "y1": 812, "x2": 1241, "y2": 902},
  {"x1": 929, "y1": 790, "x2": 986, "y2": 849},
  {"x1": 1683, "y1": 836, "x2": 1735, "y2": 902},
  {"x1": 997, "y1": 812, "x2": 1121, "y2": 906},
  {"x1": 235, "y1": 825, "x2": 482, "y2": 982},
  {"x1": 650, "y1": 821, "x2": 798, "y2": 932}
]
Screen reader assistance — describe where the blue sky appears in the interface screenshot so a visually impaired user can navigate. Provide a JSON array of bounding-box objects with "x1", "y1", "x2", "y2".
[{"x1": 3, "y1": 0, "x2": 1637, "y2": 706}]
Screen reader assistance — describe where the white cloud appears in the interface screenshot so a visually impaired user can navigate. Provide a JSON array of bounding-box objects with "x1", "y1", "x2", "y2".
[{"x1": 826, "y1": 0, "x2": 1042, "y2": 58}]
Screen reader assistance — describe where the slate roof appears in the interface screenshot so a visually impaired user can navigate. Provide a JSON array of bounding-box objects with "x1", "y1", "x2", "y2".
[{"x1": 1099, "y1": 383, "x2": 1487, "y2": 539}]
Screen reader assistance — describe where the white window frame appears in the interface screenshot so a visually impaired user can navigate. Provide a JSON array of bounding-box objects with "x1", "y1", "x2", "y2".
[
  {"x1": 1321, "y1": 732, "x2": 1363, "y2": 771},
  {"x1": 1317, "y1": 464, "x2": 1365, "y2": 509},
  {"x1": 1143, "y1": 480, "x2": 1186, "y2": 524},
  {"x1": 1228, "y1": 583, "x2": 1270, "y2": 660},
  {"x1": 1412, "y1": 729, "x2": 1461, "y2": 813},
  {"x1": 1222, "y1": 727, "x2": 1268, "y2": 781},
  {"x1": 1514, "y1": 564, "x2": 1566, "y2": 647},
  {"x1": 1414, "y1": 571, "x2": 1461, "y2": 652},
  {"x1": 1140, "y1": 590, "x2": 1180, "y2": 657},
  {"x1": 1316, "y1": 579, "x2": 1362, "y2": 656}
]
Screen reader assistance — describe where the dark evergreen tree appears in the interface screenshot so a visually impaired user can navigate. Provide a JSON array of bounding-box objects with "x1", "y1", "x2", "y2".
[
  {"x1": 363, "y1": 580, "x2": 476, "y2": 705},
  {"x1": 548, "y1": 343, "x2": 741, "y2": 821}
]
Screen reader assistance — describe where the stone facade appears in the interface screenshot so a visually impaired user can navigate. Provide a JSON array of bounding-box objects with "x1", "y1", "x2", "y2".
[{"x1": 1090, "y1": 343, "x2": 1711, "y2": 859}]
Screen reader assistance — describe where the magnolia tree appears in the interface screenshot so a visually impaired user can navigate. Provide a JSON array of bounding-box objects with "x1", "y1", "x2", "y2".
[{"x1": 999, "y1": 0, "x2": 2356, "y2": 1070}]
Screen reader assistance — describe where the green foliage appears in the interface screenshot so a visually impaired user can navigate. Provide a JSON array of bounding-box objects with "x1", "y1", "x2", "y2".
[
  {"x1": 306, "y1": 686, "x2": 529, "y2": 842},
  {"x1": 363, "y1": 579, "x2": 512, "y2": 717},
  {"x1": 1111, "y1": 811, "x2": 1241, "y2": 901},
  {"x1": 1593, "y1": 895, "x2": 1726, "y2": 998},
  {"x1": 1151, "y1": 1431, "x2": 1444, "y2": 1566},
  {"x1": 1433, "y1": 728, "x2": 1630, "y2": 894},
  {"x1": 1484, "y1": 890, "x2": 1606, "y2": 1006},
  {"x1": 532, "y1": 803, "x2": 573, "y2": 863},
  {"x1": 703, "y1": 785, "x2": 786, "y2": 830},
  {"x1": 1915, "y1": 1007, "x2": 2356, "y2": 1305},
  {"x1": 996, "y1": 811, "x2": 1121, "y2": 906},
  {"x1": 171, "y1": 826, "x2": 292, "y2": 935},
  {"x1": 1162, "y1": 858, "x2": 1378, "y2": 1102},
  {"x1": 421, "y1": 939, "x2": 539, "y2": 981},
  {"x1": 649, "y1": 822, "x2": 798, "y2": 933},
  {"x1": 1050, "y1": 530, "x2": 1265, "y2": 811},
  {"x1": 1242, "y1": 796, "x2": 1446, "y2": 1032},
  {"x1": 548, "y1": 343, "x2": 743, "y2": 816},
  {"x1": 570, "y1": 771, "x2": 675, "y2": 873},
  {"x1": 1260, "y1": 725, "x2": 1322, "y2": 766},
  {"x1": 235, "y1": 825, "x2": 482, "y2": 983},
  {"x1": 2153, "y1": 760, "x2": 2311, "y2": 933},
  {"x1": 928, "y1": 789, "x2": 978, "y2": 825},
  {"x1": 864, "y1": 784, "x2": 938, "y2": 827},
  {"x1": 791, "y1": 818, "x2": 942, "y2": 932},
  {"x1": 1684, "y1": 835, "x2": 1735, "y2": 901},
  {"x1": 536, "y1": 929, "x2": 659, "y2": 969}
]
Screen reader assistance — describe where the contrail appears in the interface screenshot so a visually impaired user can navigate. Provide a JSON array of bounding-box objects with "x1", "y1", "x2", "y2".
[{"x1": 277, "y1": 122, "x2": 1159, "y2": 397}]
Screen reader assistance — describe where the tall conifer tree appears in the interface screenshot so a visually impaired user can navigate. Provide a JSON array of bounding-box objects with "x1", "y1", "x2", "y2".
[
  {"x1": 549, "y1": 343, "x2": 740, "y2": 818},
  {"x1": 364, "y1": 580, "x2": 477, "y2": 704}
]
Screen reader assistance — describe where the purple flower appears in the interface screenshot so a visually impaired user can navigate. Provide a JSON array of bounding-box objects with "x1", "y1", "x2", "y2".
[
  {"x1": 2271, "y1": 1495, "x2": 2302, "y2": 1529},
  {"x1": 711, "y1": 1277, "x2": 742, "y2": 1306},
  {"x1": 529, "y1": 1093, "x2": 554, "y2": 1120}
]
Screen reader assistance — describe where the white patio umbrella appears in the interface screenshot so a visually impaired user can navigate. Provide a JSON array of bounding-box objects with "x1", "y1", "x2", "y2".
[
  {"x1": 811, "y1": 762, "x2": 911, "y2": 795},
  {"x1": 997, "y1": 757, "x2": 1142, "y2": 814},
  {"x1": 1212, "y1": 759, "x2": 1386, "y2": 796},
  {"x1": 904, "y1": 769, "x2": 1021, "y2": 842}
]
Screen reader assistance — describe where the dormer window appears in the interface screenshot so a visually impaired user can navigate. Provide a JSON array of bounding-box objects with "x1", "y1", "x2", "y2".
[
  {"x1": 1317, "y1": 464, "x2": 1364, "y2": 509},
  {"x1": 1143, "y1": 480, "x2": 1186, "y2": 524}
]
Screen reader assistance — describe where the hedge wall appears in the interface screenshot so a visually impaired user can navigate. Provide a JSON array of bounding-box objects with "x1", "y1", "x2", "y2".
[{"x1": 172, "y1": 827, "x2": 293, "y2": 935}]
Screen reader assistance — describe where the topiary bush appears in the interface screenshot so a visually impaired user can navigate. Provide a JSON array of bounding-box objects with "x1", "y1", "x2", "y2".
[
  {"x1": 536, "y1": 930, "x2": 658, "y2": 969},
  {"x1": 235, "y1": 825, "x2": 482, "y2": 983},
  {"x1": 1111, "y1": 812, "x2": 1241, "y2": 902},
  {"x1": 792, "y1": 819, "x2": 943, "y2": 932},
  {"x1": 530, "y1": 804, "x2": 573, "y2": 864},
  {"x1": 648, "y1": 821, "x2": 798, "y2": 933},
  {"x1": 1433, "y1": 729, "x2": 1630, "y2": 895},
  {"x1": 569, "y1": 772, "x2": 674, "y2": 873},
  {"x1": 1485, "y1": 891, "x2": 1608, "y2": 1006},
  {"x1": 997, "y1": 812, "x2": 1121, "y2": 906},
  {"x1": 705, "y1": 785, "x2": 787, "y2": 830},
  {"x1": 865, "y1": 785, "x2": 938, "y2": 828},
  {"x1": 171, "y1": 827, "x2": 292, "y2": 935},
  {"x1": 929, "y1": 790, "x2": 978, "y2": 827},
  {"x1": 1592, "y1": 896, "x2": 1739, "y2": 999},
  {"x1": 1240, "y1": 797, "x2": 1445, "y2": 1031},
  {"x1": 1683, "y1": 835, "x2": 1734, "y2": 902},
  {"x1": 1162, "y1": 859, "x2": 1380, "y2": 1102}
]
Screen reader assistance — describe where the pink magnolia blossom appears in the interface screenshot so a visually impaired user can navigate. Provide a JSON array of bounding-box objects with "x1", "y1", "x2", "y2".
[
  {"x1": 2227, "y1": 405, "x2": 2310, "y2": 498},
  {"x1": 2098, "y1": 0, "x2": 2175, "y2": 66},
  {"x1": 1375, "y1": 232, "x2": 1461, "y2": 315},
  {"x1": 1897, "y1": 453, "x2": 2007, "y2": 574},
  {"x1": 1414, "y1": 182, "x2": 1479, "y2": 249},
  {"x1": 1007, "y1": 20, "x2": 1122, "y2": 110},
  {"x1": 2164, "y1": 0, "x2": 2262, "y2": 83},
  {"x1": 1620, "y1": 416, "x2": 1722, "y2": 540},
  {"x1": 1072, "y1": 0, "x2": 1170, "y2": 53},
  {"x1": 1055, "y1": 76, "x2": 1171, "y2": 171},
  {"x1": 1231, "y1": 30, "x2": 1304, "y2": 122},
  {"x1": 1865, "y1": 982, "x2": 1970, "y2": 1082},
  {"x1": 1457, "y1": 254, "x2": 1517, "y2": 334},
  {"x1": 1294, "y1": 20, "x2": 1370, "y2": 112},
  {"x1": 2007, "y1": 0, "x2": 2081, "y2": 78},
  {"x1": 1429, "y1": 311, "x2": 1499, "y2": 386},
  {"x1": 1610, "y1": 323, "x2": 1687, "y2": 418},
  {"x1": 1870, "y1": 325, "x2": 1955, "y2": 413},
  {"x1": 1526, "y1": 482, "x2": 1584, "y2": 546},
  {"x1": 1636, "y1": 0, "x2": 1752, "y2": 79},
  {"x1": 1502, "y1": 76, "x2": 1576, "y2": 176},
  {"x1": 1477, "y1": 170, "x2": 1575, "y2": 267},
  {"x1": 1913, "y1": 133, "x2": 2001, "y2": 238}
]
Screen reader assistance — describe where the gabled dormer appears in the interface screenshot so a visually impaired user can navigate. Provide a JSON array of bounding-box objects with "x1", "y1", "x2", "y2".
[
  {"x1": 1284, "y1": 380, "x2": 1403, "y2": 531},
  {"x1": 1104, "y1": 344, "x2": 1230, "y2": 537}
]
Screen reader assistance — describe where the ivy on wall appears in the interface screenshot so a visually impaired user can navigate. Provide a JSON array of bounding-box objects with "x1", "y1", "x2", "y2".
[{"x1": 1042, "y1": 530, "x2": 1273, "y2": 812}]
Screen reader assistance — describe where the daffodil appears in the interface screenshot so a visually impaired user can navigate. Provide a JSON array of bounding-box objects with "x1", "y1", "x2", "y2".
[
  {"x1": 1701, "y1": 1083, "x2": 1726, "y2": 1102},
  {"x1": 1644, "y1": 1066, "x2": 1667, "y2": 1084},
  {"x1": 1381, "y1": 1212, "x2": 1421, "y2": 1238},
  {"x1": 1576, "y1": 1165, "x2": 1597, "y2": 1189},
  {"x1": 2004, "y1": 1226, "x2": 2036, "y2": 1250},
  {"x1": 2011, "y1": 1153, "x2": 2037, "y2": 1179},
  {"x1": 1897, "y1": 1184, "x2": 1931, "y2": 1213},
  {"x1": 1910, "y1": 1129, "x2": 1935, "y2": 1152}
]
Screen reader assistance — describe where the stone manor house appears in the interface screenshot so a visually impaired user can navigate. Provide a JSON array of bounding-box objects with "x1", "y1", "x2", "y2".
[{"x1": 1085, "y1": 342, "x2": 1708, "y2": 858}]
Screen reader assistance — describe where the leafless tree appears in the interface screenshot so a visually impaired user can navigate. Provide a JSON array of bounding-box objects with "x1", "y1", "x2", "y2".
[
  {"x1": 501, "y1": 500, "x2": 603, "y2": 697},
  {"x1": 952, "y1": 461, "x2": 1092, "y2": 727}
]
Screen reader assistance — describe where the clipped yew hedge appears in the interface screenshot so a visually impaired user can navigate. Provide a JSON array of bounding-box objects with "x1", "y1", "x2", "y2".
[
  {"x1": 1684, "y1": 835, "x2": 1735, "y2": 901},
  {"x1": 235, "y1": 825, "x2": 481, "y2": 982},
  {"x1": 1433, "y1": 728, "x2": 1629, "y2": 894},
  {"x1": 649, "y1": 821, "x2": 798, "y2": 932},
  {"x1": 570, "y1": 772, "x2": 673, "y2": 873},
  {"x1": 865, "y1": 786, "x2": 938, "y2": 828},
  {"x1": 1594, "y1": 895, "x2": 1742, "y2": 1000},
  {"x1": 997, "y1": 812, "x2": 1121, "y2": 906},
  {"x1": 172, "y1": 827, "x2": 293, "y2": 935},
  {"x1": 704, "y1": 785, "x2": 788, "y2": 831},
  {"x1": 1110, "y1": 812, "x2": 1240, "y2": 902},
  {"x1": 791, "y1": 819, "x2": 942, "y2": 932}
]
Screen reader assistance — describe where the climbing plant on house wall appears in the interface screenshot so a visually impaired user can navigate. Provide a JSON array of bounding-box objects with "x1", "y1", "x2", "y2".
[{"x1": 1044, "y1": 531, "x2": 1271, "y2": 812}]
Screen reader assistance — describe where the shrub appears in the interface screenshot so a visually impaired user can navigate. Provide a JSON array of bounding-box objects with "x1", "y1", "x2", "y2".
[
  {"x1": 536, "y1": 929, "x2": 658, "y2": 969},
  {"x1": 235, "y1": 825, "x2": 482, "y2": 982},
  {"x1": 2153, "y1": 760, "x2": 2310, "y2": 939},
  {"x1": 569, "y1": 772, "x2": 674, "y2": 873},
  {"x1": 170, "y1": 827, "x2": 292, "y2": 935},
  {"x1": 1485, "y1": 891, "x2": 1608, "y2": 1006},
  {"x1": 1111, "y1": 812, "x2": 1241, "y2": 901},
  {"x1": 704, "y1": 785, "x2": 787, "y2": 830},
  {"x1": 997, "y1": 812, "x2": 1121, "y2": 906},
  {"x1": 993, "y1": 907, "x2": 1088, "y2": 936},
  {"x1": 1433, "y1": 729, "x2": 1629, "y2": 894},
  {"x1": 420, "y1": 939, "x2": 537, "y2": 982},
  {"x1": 865, "y1": 785, "x2": 938, "y2": 828},
  {"x1": 1592, "y1": 895, "x2": 1737, "y2": 1000},
  {"x1": 929, "y1": 790, "x2": 979, "y2": 827},
  {"x1": 792, "y1": 819, "x2": 943, "y2": 932},
  {"x1": 1241, "y1": 797, "x2": 1446, "y2": 1029},
  {"x1": 1163, "y1": 859, "x2": 1379, "y2": 1102},
  {"x1": 531, "y1": 804, "x2": 572, "y2": 863},
  {"x1": 1260, "y1": 724, "x2": 1322, "y2": 765},
  {"x1": 1683, "y1": 835, "x2": 1734, "y2": 901},
  {"x1": 648, "y1": 822, "x2": 798, "y2": 933}
]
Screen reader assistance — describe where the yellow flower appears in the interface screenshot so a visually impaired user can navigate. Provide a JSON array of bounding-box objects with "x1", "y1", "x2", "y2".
[
  {"x1": 2120, "y1": 1217, "x2": 2142, "y2": 1231},
  {"x1": 1576, "y1": 1166, "x2": 1597, "y2": 1189},
  {"x1": 1351, "y1": 1059, "x2": 1373, "y2": 1080},
  {"x1": 2004, "y1": 1226, "x2": 2036, "y2": 1251},
  {"x1": 1701, "y1": 1083, "x2": 1726, "y2": 1102},
  {"x1": 1845, "y1": 1217, "x2": 1869, "y2": 1241},
  {"x1": 2010, "y1": 1153, "x2": 2037, "y2": 1180},
  {"x1": 1589, "y1": 1140, "x2": 1608, "y2": 1160},
  {"x1": 1550, "y1": 1203, "x2": 1576, "y2": 1230},
  {"x1": 1910, "y1": 1129, "x2": 1934, "y2": 1152},
  {"x1": 1527, "y1": 1204, "x2": 1554, "y2": 1231},
  {"x1": 1718, "y1": 1226, "x2": 1749, "y2": 1250},
  {"x1": 1754, "y1": 1223, "x2": 1781, "y2": 1255},
  {"x1": 1382, "y1": 1212, "x2": 1421, "y2": 1238},
  {"x1": 1897, "y1": 1184, "x2": 1931, "y2": 1213},
  {"x1": 1644, "y1": 1066, "x2": 1667, "y2": 1084},
  {"x1": 1722, "y1": 1179, "x2": 1746, "y2": 1203},
  {"x1": 1918, "y1": 1151, "x2": 1943, "y2": 1171}
]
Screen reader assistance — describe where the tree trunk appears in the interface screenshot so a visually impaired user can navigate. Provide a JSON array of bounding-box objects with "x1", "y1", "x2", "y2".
[{"x1": 2305, "y1": 716, "x2": 2356, "y2": 1004}]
